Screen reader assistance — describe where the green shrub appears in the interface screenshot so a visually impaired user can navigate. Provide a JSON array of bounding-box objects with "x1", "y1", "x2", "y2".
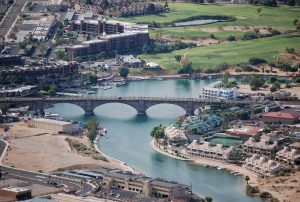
[
  {"x1": 242, "y1": 32, "x2": 259, "y2": 40},
  {"x1": 227, "y1": 35, "x2": 236, "y2": 41},
  {"x1": 249, "y1": 57, "x2": 267, "y2": 65}
]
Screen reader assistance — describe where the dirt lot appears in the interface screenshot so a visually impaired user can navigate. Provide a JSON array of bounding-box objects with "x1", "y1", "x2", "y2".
[{"x1": 0, "y1": 122, "x2": 126, "y2": 172}]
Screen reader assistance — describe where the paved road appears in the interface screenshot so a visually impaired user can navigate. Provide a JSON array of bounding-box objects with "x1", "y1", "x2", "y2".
[
  {"x1": 0, "y1": 140, "x2": 93, "y2": 195},
  {"x1": 0, "y1": 0, "x2": 27, "y2": 38}
]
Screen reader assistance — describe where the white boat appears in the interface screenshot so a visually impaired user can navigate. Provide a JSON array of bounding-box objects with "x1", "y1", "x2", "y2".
[
  {"x1": 155, "y1": 76, "x2": 164, "y2": 81},
  {"x1": 87, "y1": 90, "x2": 96, "y2": 94},
  {"x1": 217, "y1": 167, "x2": 224, "y2": 170}
]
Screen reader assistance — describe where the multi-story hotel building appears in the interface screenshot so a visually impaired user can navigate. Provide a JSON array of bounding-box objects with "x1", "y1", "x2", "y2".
[
  {"x1": 102, "y1": 171, "x2": 190, "y2": 199},
  {"x1": 186, "y1": 140, "x2": 235, "y2": 160},
  {"x1": 242, "y1": 137, "x2": 279, "y2": 158},
  {"x1": 200, "y1": 81, "x2": 238, "y2": 100},
  {"x1": 243, "y1": 154, "x2": 281, "y2": 176},
  {"x1": 65, "y1": 12, "x2": 149, "y2": 58},
  {"x1": 276, "y1": 143, "x2": 300, "y2": 166},
  {"x1": 164, "y1": 124, "x2": 188, "y2": 146}
]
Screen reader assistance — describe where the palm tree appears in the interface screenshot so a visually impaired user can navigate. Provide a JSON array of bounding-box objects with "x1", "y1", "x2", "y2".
[{"x1": 245, "y1": 176, "x2": 250, "y2": 185}]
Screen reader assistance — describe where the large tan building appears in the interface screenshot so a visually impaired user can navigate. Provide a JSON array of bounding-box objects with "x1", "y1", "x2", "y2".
[
  {"x1": 242, "y1": 137, "x2": 279, "y2": 158},
  {"x1": 65, "y1": 12, "x2": 149, "y2": 58},
  {"x1": 102, "y1": 171, "x2": 190, "y2": 199},
  {"x1": 0, "y1": 186, "x2": 31, "y2": 201},
  {"x1": 27, "y1": 118, "x2": 78, "y2": 134},
  {"x1": 243, "y1": 154, "x2": 281, "y2": 176},
  {"x1": 186, "y1": 140, "x2": 235, "y2": 160}
]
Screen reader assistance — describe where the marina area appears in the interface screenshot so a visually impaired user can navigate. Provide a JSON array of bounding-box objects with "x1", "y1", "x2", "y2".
[{"x1": 46, "y1": 78, "x2": 263, "y2": 202}]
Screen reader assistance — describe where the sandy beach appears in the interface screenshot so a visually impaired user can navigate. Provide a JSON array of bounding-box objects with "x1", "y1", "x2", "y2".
[{"x1": 0, "y1": 122, "x2": 129, "y2": 173}]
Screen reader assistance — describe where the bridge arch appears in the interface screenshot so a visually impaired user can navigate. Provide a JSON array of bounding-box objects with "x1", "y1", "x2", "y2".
[
  {"x1": 93, "y1": 103, "x2": 139, "y2": 116},
  {"x1": 44, "y1": 102, "x2": 85, "y2": 116},
  {"x1": 145, "y1": 103, "x2": 188, "y2": 116}
]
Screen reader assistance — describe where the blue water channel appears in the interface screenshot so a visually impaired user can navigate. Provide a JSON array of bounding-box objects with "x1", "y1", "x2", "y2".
[{"x1": 46, "y1": 79, "x2": 261, "y2": 202}]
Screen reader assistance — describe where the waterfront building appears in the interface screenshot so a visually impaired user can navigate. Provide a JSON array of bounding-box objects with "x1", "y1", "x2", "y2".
[
  {"x1": 276, "y1": 143, "x2": 300, "y2": 166},
  {"x1": 102, "y1": 171, "x2": 190, "y2": 199},
  {"x1": 242, "y1": 137, "x2": 279, "y2": 158},
  {"x1": 0, "y1": 86, "x2": 37, "y2": 97},
  {"x1": 181, "y1": 115, "x2": 223, "y2": 134},
  {"x1": 0, "y1": 186, "x2": 31, "y2": 201},
  {"x1": 262, "y1": 112, "x2": 300, "y2": 124},
  {"x1": 65, "y1": 12, "x2": 149, "y2": 58},
  {"x1": 27, "y1": 118, "x2": 79, "y2": 134},
  {"x1": 243, "y1": 154, "x2": 281, "y2": 176},
  {"x1": 200, "y1": 81, "x2": 238, "y2": 100},
  {"x1": 164, "y1": 124, "x2": 188, "y2": 146},
  {"x1": 186, "y1": 140, "x2": 235, "y2": 160},
  {"x1": 120, "y1": 55, "x2": 143, "y2": 68}
]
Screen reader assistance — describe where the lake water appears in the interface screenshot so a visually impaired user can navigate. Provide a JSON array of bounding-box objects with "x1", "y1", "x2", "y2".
[
  {"x1": 174, "y1": 19, "x2": 219, "y2": 26},
  {"x1": 46, "y1": 79, "x2": 261, "y2": 202}
]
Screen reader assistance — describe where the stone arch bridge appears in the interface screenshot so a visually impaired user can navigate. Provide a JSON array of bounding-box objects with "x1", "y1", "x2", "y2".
[{"x1": 0, "y1": 96, "x2": 254, "y2": 115}]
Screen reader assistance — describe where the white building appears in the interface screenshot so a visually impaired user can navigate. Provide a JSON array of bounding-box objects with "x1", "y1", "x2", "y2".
[
  {"x1": 0, "y1": 86, "x2": 37, "y2": 97},
  {"x1": 186, "y1": 140, "x2": 234, "y2": 160},
  {"x1": 27, "y1": 118, "x2": 79, "y2": 134},
  {"x1": 164, "y1": 125, "x2": 188, "y2": 146},
  {"x1": 31, "y1": 15, "x2": 56, "y2": 41},
  {"x1": 243, "y1": 154, "x2": 281, "y2": 176},
  {"x1": 242, "y1": 137, "x2": 279, "y2": 157},
  {"x1": 200, "y1": 81, "x2": 238, "y2": 100}
]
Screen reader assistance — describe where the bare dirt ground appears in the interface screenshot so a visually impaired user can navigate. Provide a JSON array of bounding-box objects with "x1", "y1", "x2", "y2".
[
  {"x1": 201, "y1": 25, "x2": 286, "y2": 35},
  {"x1": 0, "y1": 122, "x2": 126, "y2": 172},
  {"x1": 258, "y1": 171, "x2": 300, "y2": 202}
]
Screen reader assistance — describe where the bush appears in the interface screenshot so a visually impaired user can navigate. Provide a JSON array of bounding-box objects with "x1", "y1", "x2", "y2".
[
  {"x1": 249, "y1": 76, "x2": 264, "y2": 90},
  {"x1": 285, "y1": 84, "x2": 292, "y2": 88},
  {"x1": 210, "y1": 34, "x2": 216, "y2": 39},
  {"x1": 249, "y1": 57, "x2": 267, "y2": 65},
  {"x1": 269, "y1": 76, "x2": 277, "y2": 83},
  {"x1": 286, "y1": 47, "x2": 295, "y2": 54},
  {"x1": 227, "y1": 35, "x2": 236, "y2": 41},
  {"x1": 261, "y1": 0, "x2": 277, "y2": 7},
  {"x1": 270, "y1": 86, "x2": 277, "y2": 92},
  {"x1": 246, "y1": 185, "x2": 259, "y2": 195},
  {"x1": 119, "y1": 67, "x2": 129, "y2": 77},
  {"x1": 259, "y1": 191, "x2": 272, "y2": 199},
  {"x1": 241, "y1": 32, "x2": 259, "y2": 40},
  {"x1": 295, "y1": 77, "x2": 300, "y2": 83}
]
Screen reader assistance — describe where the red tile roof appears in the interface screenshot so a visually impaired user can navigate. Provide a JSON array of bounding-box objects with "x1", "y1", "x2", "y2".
[{"x1": 263, "y1": 112, "x2": 300, "y2": 120}]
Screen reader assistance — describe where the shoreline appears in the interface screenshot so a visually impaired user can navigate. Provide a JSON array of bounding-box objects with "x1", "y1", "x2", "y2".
[
  {"x1": 150, "y1": 139, "x2": 259, "y2": 185},
  {"x1": 93, "y1": 135, "x2": 138, "y2": 174}
]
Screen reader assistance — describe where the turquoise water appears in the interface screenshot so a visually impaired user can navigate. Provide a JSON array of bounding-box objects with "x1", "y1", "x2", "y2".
[{"x1": 46, "y1": 79, "x2": 261, "y2": 202}]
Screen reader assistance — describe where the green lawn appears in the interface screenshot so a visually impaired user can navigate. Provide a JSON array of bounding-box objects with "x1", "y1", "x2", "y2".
[
  {"x1": 123, "y1": 3, "x2": 300, "y2": 30},
  {"x1": 142, "y1": 33, "x2": 300, "y2": 70},
  {"x1": 150, "y1": 26, "x2": 246, "y2": 40}
]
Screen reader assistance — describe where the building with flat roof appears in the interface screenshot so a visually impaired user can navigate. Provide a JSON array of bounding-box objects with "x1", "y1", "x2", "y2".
[
  {"x1": 262, "y1": 112, "x2": 300, "y2": 124},
  {"x1": 0, "y1": 85, "x2": 37, "y2": 97},
  {"x1": 225, "y1": 126, "x2": 263, "y2": 138},
  {"x1": 0, "y1": 186, "x2": 32, "y2": 201},
  {"x1": 102, "y1": 171, "x2": 190, "y2": 199},
  {"x1": 186, "y1": 140, "x2": 235, "y2": 160},
  {"x1": 200, "y1": 81, "x2": 238, "y2": 100},
  {"x1": 242, "y1": 137, "x2": 279, "y2": 158},
  {"x1": 66, "y1": 12, "x2": 149, "y2": 58},
  {"x1": 27, "y1": 118, "x2": 79, "y2": 134},
  {"x1": 243, "y1": 154, "x2": 281, "y2": 176}
]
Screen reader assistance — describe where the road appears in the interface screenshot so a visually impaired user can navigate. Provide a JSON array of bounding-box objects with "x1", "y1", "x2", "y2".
[
  {"x1": 0, "y1": 0, "x2": 27, "y2": 38},
  {"x1": 0, "y1": 139, "x2": 93, "y2": 195}
]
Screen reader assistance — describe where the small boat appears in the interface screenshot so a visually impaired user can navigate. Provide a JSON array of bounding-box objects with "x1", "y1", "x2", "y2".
[
  {"x1": 155, "y1": 76, "x2": 164, "y2": 81},
  {"x1": 217, "y1": 167, "x2": 224, "y2": 170},
  {"x1": 203, "y1": 164, "x2": 209, "y2": 167}
]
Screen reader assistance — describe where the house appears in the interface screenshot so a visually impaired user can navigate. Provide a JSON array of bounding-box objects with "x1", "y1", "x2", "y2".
[
  {"x1": 120, "y1": 55, "x2": 143, "y2": 68},
  {"x1": 164, "y1": 125, "x2": 188, "y2": 146},
  {"x1": 262, "y1": 112, "x2": 300, "y2": 124},
  {"x1": 243, "y1": 154, "x2": 281, "y2": 176}
]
